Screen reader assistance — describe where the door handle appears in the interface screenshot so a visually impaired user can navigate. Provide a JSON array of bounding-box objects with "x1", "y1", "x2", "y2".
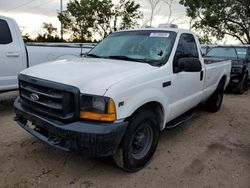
[
  {"x1": 200, "y1": 70, "x2": 204, "y2": 81},
  {"x1": 6, "y1": 52, "x2": 20, "y2": 57}
]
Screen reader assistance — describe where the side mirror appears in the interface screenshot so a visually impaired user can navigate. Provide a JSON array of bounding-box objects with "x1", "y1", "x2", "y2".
[{"x1": 178, "y1": 57, "x2": 202, "y2": 72}]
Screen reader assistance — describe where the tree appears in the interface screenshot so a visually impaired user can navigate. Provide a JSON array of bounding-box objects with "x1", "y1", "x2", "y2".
[
  {"x1": 180, "y1": 0, "x2": 250, "y2": 44},
  {"x1": 35, "y1": 23, "x2": 62, "y2": 42},
  {"x1": 92, "y1": 0, "x2": 142, "y2": 38},
  {"x1": 58, "y1": 0, "x2": 142, "y2": 41},
  {"x1": 42, "y1": 23, "x2": 58, "y2": 38},
  {"x1": 147, "y1": 0, "x2": 161, "y2": 27},
  {"x1": 93, "y1": 0, "x2": 114, "y2": 38},
  {"x1": 22, "y1": 33, "x2": 34, "y2": 42},
  {"x1": 58, "y1": 0, "x2": 96, "y2": 42},
  {"x1": 118, "y1": 0, "x2": 142, "y2": 30}
]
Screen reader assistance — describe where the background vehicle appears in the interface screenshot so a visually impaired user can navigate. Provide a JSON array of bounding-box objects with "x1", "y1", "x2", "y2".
[
  {"x1": 0, "y1": 15, "x2": 94, "y2": 92},
  {"x1": 14, "y1": 28, "x2": 231, "y2": 172},
  {"x1": 206, "y1": 45, "x2": 250, "y2": 94},
  {"x1": 201, "y1": 44, "x2": 216, "y2": 55}
]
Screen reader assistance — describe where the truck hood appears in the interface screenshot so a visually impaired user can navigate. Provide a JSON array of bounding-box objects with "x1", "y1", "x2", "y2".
[{"x1": 21, "y1": 57, "x2": 157, "y2": 95}]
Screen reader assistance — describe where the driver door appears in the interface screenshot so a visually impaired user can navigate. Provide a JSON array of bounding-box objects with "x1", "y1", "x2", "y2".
[
  {"x1": 169, "y1": 33, "x2": 204, "y2": 119},
  {"x1": 0, "y1": 18, "x2": 24, "y2": 91}
]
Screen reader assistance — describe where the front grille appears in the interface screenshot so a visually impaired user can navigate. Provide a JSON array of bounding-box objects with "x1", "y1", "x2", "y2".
[{"x1": 18, "y1": 74, "x2": 80, "y2": 122}]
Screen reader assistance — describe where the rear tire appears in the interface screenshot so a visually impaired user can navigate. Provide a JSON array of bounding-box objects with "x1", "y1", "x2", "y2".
[
  {"x1": 237, "y1": 73, "x2": 248, "y2": 94},
  {"x1": 206, "y1": 81, "x2": 224, "y2": 112},
  {"x1": 113, "y1": 109, "x2": 160, "y2": 172}
]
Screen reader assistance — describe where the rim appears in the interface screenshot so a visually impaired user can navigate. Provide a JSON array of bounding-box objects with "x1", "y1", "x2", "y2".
[{"x1": 130, "y1": 121, "x2": 154, "y2": 160}]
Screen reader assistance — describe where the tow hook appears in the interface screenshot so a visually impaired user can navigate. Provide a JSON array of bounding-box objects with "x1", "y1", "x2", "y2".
[{"x1": 50, "y1": 137, "x2": 63, "y2": 145}]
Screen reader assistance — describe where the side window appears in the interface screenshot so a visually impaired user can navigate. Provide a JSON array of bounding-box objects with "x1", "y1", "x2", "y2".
[
  {"x1": 0, "y1": 19, "x2": 13, "y2": 44},
  {"x1": 173, "y1": 33, "x2": 199, "y2": 72},
  {"x1": 175, "y1": 34, "x2": 199, "y2": 58}
]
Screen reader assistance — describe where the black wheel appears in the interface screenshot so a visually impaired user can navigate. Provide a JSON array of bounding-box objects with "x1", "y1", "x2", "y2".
[
  {"x1": 113, "y1": 109, "x2": 160, "y2": 172},
  {"x1": 206, "y1": 81, "x2": 224, "y2": 112},
  {"x1": 237, "y1": 73, "x2": 248, "y2": 94}
]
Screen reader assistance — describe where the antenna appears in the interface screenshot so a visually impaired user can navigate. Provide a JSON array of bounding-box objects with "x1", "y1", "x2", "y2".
[{"x1": 60, "y1": 0, "x2": 63, "y2": 40}]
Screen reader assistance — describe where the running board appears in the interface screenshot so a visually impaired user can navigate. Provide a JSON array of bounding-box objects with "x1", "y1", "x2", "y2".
[{"x1": 165, "y1": 110, "x2": 196, "y2": 129}]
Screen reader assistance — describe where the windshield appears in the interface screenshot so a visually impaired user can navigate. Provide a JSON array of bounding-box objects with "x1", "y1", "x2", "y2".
[
  {"x1": 87, "y1": 30, "x2": 177, "y2": 66},
  {"x1": 206, "y1": 47, "x2": 247, "y2": 59}
]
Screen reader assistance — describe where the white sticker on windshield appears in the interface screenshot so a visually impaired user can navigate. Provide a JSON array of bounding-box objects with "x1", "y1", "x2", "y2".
[
  {"x1": 237, "y1": 52, "x2": 247, "y2": 55},
  {"x1": 150, "y1": 33, "x2": 170, "y2": 38}
]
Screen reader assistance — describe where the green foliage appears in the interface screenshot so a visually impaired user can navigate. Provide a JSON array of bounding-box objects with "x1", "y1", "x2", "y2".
[
  {"x1": 22, "y1": 33, "x2": 34, "y2": 42},
  {"x1": 198, "y1": 34, "x2": 212, "y2": 45},
  {"x1": 35, "y1": 23, "x2": 64, "y2": 42},
  {"x1": 58, "y1": 0, "x2": 142, "y2": 42},
  {"x1": 118, "y1": 0, "x2": 142, "y2": 30},
  {"x1": 180, "y1": 0, "x2": 250, "y2": 44}
]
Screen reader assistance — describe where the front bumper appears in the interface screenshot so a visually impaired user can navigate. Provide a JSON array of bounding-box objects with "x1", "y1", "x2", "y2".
[{"x1": 14, "y1": 97, "x2": 128, "y2": 157}]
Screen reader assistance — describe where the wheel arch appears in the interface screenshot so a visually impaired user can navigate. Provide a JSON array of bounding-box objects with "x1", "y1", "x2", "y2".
[
  {"x1": 219, "y1": 74, "x2": 228, "y2": 90},
  {"x1": 125, "y1": 101, "x2": 165, "y2": 130}
]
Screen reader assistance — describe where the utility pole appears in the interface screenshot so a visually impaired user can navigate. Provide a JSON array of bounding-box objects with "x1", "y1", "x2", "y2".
[{"x1": 60, "y1": 0, "x2": 63, "y2": 40}]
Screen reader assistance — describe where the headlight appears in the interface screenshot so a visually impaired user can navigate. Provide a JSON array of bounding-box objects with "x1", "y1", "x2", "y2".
[
  {"x1": 80, "y1": 94, "x2": 116, "y2": 122},
  {"x1": 232, "y1": 66, "x2": 243, "y2": 74}
]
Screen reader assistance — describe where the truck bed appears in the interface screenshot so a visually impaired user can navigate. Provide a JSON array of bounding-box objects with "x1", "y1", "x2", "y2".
[
  {"x1": 204, "y1": 57, "x2": 227, "y2": 64},
  {"x1": 203, "y1": 59, "x2": 231, "y2": 101},
  {"x1": 26, "y1": 43, "x2": 95, "y2": 67}
]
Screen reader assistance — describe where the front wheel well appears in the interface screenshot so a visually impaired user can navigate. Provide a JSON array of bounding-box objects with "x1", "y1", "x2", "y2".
[
  {"x1": 125, "y1": 102, "x2": 164, "y2": 130},
  {"x1": 220, "y1": 75, "x2": 227, "y2": 88}
]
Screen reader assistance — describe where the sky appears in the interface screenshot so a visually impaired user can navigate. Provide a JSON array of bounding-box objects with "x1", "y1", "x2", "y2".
[
  {"x1": 0, "y1": 0, "x2": 188, "y2": 35},
  {"x1": 0, "y1": 0, "x2": 238, "y2": 44}
]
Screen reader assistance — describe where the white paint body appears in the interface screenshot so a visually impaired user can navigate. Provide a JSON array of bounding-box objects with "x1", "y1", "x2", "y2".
[
  {"x1": 19, "y1": 28, "x2": 231, "y2": 129},
  {"x1": 0, "y1": 16, "x2": 93, "y2": 92}
]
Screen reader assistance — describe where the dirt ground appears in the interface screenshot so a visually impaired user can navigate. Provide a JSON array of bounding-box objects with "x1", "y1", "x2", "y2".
[{"x1": 0, "y1": 91, "x2": 249, "y2": 188}]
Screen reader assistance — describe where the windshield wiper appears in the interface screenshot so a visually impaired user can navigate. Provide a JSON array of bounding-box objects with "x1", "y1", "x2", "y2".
[
  {"x1": 106, "y1": 55, "x2": 147, "y2": 63},
  {"x1": 87, "y1": 54, "x2": 159, "y2": 66},
  {"x1": 107, "y1": 55, "x2": 163, "y2": 66},
  {"x1": 86, "y1": 53, "x2": 102, "y2": 58}
]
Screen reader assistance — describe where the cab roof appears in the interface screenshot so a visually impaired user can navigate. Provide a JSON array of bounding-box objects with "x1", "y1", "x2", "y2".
[{"x1": 115, "y1": 28, "x2": 194, "y2": 35}]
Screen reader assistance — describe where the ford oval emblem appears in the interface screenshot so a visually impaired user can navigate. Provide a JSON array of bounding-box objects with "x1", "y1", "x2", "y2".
[{"x1": 30, "y1": 93, "x2": 40, "y2": 101}]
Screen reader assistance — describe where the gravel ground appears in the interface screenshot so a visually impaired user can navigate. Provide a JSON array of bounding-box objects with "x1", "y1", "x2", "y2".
[{"x1": 0, "y1": 91, "x2": 249, "y2": 188}]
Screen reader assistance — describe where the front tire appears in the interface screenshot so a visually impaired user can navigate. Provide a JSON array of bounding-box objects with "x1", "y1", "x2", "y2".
[
  {"x1": 206, "y1": 81, "x2": 224, "y2": 112},
  {"x1": 113, "y1": 109, "x2": 160, "y2": 172}
]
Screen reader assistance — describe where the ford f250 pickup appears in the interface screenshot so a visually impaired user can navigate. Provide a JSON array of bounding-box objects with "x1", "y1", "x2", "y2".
[
  {"x1": 14, "y1": 28, "x2": 231, "y2": 172},
  {"x1": 0, "y1": 15, "x2": 94, "y2": 92}
]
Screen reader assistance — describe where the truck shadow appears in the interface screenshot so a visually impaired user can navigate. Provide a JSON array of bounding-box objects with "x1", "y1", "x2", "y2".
[{"x1": 0, "y1": 91, "x2": 18, "y2": 112}]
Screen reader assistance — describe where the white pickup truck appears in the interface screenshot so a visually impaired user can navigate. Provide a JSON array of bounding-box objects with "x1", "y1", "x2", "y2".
[
  {"x1": 0, "y1": 15, "x2": 94, "y2": 92},
  {"x1": 14, "y1": 28, "x2": 231, "y2": 172}
]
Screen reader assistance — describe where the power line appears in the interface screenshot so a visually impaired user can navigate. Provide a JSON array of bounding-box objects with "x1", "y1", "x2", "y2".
[
  {"x1": 1, "y1": 0, "x2": 58, "y2": 14},
  {"x1": 21, "y1": 0, "x2": 56, "y2": 12},
  {"x1": 1, "y1": 0, "x2": 36, "y2": 13}
]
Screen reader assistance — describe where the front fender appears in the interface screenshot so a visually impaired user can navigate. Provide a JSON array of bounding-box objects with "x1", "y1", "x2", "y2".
[{"x1": 114, "y1": 88, "x2": 169, "y2": 129}]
